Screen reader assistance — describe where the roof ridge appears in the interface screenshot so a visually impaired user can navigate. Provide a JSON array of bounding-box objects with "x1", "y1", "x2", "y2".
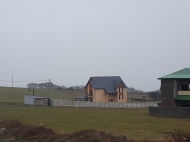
[
  {"x1": 170, "y1": 68, "x2": 188, "y2": 74},
  {"x1": 91, "y1": 76, "x2": 120, "y2": 77},
  {"x1": 158, "y1": 68, "x2": 190, "y2": 79}
]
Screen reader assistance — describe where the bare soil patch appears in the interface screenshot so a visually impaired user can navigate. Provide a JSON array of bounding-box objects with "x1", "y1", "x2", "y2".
[{"x1": 0, "y1": 120, "x2": 156, "y2": 142}]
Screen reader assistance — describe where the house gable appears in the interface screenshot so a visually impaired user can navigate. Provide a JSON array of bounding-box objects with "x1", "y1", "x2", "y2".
[
  {"x1": 85, "y1": 76, "x2": 127, "y2": 102},
  {"x1": 86, "y1": 76, "x2": 127, "y2": 94}
]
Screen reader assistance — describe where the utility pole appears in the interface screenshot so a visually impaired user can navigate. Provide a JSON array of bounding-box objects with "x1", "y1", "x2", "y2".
[
  {"x1": 157, "y1": 91, "x2": 159, "y2": 101},
  {"x1": 33, "y1": 87, "x2": 34, "y2": 96},
  {"x1": 49, "y1": 79, "x2": 52, "y2": 98},
  {"x1": 131, "y1": 86, "x2": 132, "y2": 96},
  {"x1": 12, "y1": 74, "x2": 13, "y2": 90}
]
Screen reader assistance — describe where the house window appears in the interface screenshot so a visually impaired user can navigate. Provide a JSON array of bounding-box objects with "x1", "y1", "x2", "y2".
[
  {"x1": 90, "y1": 91, "x2": 93, "y2": 95},
  {"x1": 119, "y1": 88, "x2": 123, "y2": 93},
  {"x1": 119, "y1": 95, "x2": 124, "y2": 100},
  {"x1": 181, "y1": 84, "x2": 189, "y2": 91},
  {"x1": 109, "y1": 99, "x2": 113, "y2": 102},
  {"x1": 178, "y1": 84, "x2": 190, "y2": 91}
]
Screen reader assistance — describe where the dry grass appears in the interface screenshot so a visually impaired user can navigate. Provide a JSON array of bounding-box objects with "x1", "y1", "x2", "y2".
[{"x1": 0, "y1": 87, "x2": 83, "y2": 103}]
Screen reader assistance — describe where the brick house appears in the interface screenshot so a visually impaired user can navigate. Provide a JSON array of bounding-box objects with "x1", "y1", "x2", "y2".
[
  {"x1": 158, "y1": 68, "x2": 190, "y2": 107},
  {"x1": 85, "y1": 76, "x2": 127, "y2": 102}
]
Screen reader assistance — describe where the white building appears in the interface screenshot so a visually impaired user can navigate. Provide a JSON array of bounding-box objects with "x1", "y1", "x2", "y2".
[{"x1": 24, "y1": 95, "x2": 50, "y2": 106}]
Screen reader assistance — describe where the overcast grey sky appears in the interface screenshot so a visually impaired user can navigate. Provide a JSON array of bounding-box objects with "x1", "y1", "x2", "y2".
[{"x1": 0, "y1": 1, "x2": 190, "y2": 91}]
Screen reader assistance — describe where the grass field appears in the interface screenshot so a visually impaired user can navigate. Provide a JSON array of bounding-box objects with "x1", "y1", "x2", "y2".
[
  {"x1": 0, "y1": 87, "x2": 152, "y2": 103},
  {"x1": 0, "y1": 87, "x2": 83, "y2": 103},
  {"x1": 0, "y1": 103, "x2": 190, "y2": 141},
  {"x1": 0, "y1": 87, "x2": 190, "y2": 141}
]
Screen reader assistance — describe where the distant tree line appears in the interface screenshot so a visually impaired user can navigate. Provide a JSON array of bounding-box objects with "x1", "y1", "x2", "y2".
[
  {"x1": 147, "y1": 90, "x2": 161, "y2": 101},
  {"x1": 127, "y1": 87, "x2": 144, "y2": 94},
  {"x1": 127, "y1": 87, "x2": 161, "y2": 101},
  {"x1": 27, "y1": 82, "x2": 84, "y2": 91}
]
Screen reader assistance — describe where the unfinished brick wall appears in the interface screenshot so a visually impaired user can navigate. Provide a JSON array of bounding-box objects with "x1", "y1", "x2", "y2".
[
  {"x1": 149, "y1": 107, "x2": 190, "y2": 118},
  {"x1": 160, "y1": 80, "x2": 176, "y2": 107},
  {"x1": 162, "y1": 99, "x2": 176, "y2": 107},
  {"x1": 161, "y1": 80, "x2": 174, "y2": 99}
]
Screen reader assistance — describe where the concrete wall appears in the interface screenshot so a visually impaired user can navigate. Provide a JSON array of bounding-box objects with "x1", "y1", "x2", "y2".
[
  {"x1": 34, "y1": 99, "x2": 48, "y2": 105},
  {"x1": 149, "y1": 107, "x2": 190, "y2": 118},
  {"x1": 24, "y1": 95, "x2": 34, "y2": 105},
  {"x1": 52, "y1": 99, "x2": 159, "y2": 108}
]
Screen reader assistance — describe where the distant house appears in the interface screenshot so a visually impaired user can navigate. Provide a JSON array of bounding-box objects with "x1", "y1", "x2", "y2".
[
  {"x1": 158, "y1": 68, "x2": 190, "y2": 107},
  {"x1": 85, "y1": 76, "x2": 127, "y2": 102}
]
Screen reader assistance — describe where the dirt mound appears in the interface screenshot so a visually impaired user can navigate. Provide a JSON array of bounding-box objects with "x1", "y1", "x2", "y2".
[
  {"x1": 0, "y1": 120, "x2": 127, "y2": 142},
  {"x1": 61, "y1": 129, "x2": 126, "y2": 142},
  {"x1": 0, "y1": 120, "x2": 159, "y2": 142},
  {"x1": 165, "y1": 129, "x2": 190, "y2": 142},
  {"x1": 0, "y1": 120, "x2": 56, "y2": 142}
]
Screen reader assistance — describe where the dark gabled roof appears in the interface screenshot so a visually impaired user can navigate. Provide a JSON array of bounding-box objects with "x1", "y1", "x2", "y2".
[
  {"x1": 86, "y1": 76, "x2": 127, "y2": 94},
  {"x1": 158, "y1": 68, "x2": 190, "y2": 80}
]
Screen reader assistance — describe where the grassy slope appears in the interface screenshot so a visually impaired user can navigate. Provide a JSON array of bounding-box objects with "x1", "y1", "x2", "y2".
[
  {"x1": 0, "y1": 87, "x2": 83, "y2": 103},
  {"x1": 0, "y1": 87, "x2": 152, "y2": 103}
]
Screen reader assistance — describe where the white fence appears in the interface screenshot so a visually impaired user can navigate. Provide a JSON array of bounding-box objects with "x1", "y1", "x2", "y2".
[{"x1": 52, "y1": 99, "x2": 159, "y2": 108}]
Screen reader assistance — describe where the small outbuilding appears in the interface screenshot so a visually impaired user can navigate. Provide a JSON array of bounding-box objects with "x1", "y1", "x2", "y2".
[{"x1": 24, "y1": 95, "x2": 51, "y2": 106}]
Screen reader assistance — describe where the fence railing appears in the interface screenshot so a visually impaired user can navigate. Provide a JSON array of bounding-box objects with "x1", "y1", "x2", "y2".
[{"x1": 51, "y1": 99, "x2": 159, "y2": 108}]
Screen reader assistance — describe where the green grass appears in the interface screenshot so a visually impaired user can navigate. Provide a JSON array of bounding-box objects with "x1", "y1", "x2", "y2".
[
  {"x1": 0, "y1": 87, "x2": 83, "y2": 103},
  {"x1": 0, "y1": 87, "x2": 190, "y2": 141},
  {"x1": 0, "y1": 103, "x2": 190, "y2": 141}
]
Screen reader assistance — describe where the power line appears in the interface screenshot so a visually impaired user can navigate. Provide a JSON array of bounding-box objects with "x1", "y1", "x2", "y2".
[
  {"x1": 0, "y1": 80, "x2": 12, "y2": 82},
  {"x1": 0, "y1": 79, "x2": 48, "y2": 82},
  {"x1": 13, "y1": 80, "x2": 48, "y2": 82}
]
